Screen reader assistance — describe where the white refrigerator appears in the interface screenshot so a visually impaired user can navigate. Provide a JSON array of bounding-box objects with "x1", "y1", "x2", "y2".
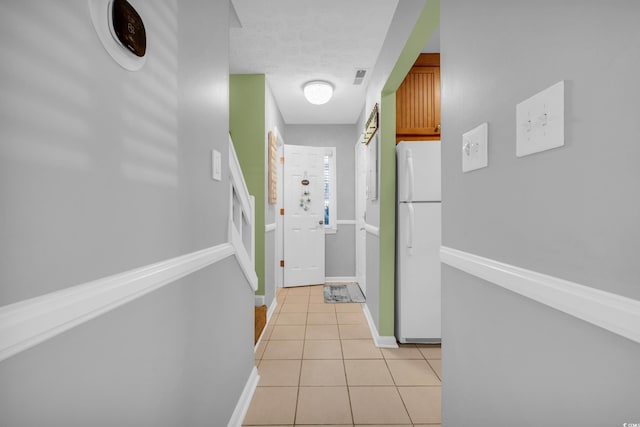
[{"x1": 395, "y1": 141, "x2": 441, "y2": 343}]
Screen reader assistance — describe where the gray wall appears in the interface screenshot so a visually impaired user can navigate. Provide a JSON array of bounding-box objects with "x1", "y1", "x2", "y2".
[
  {"x1": 441, "y1": 1, "x2": 640, "y2": 425},
  {"x1": 285, "y1": 124, "x2": 357, "y2": 277},
  {"x1": 0, "y1": 1, "x2": 254, "y2": 425},
  {"x1": 359, "y1": 0, "x2": 427, "y2": 332}
]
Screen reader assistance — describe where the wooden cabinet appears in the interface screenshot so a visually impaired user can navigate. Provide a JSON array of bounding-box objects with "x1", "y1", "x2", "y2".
[{"x1": 396, "y1": 53, "x2": 440, "y2": 142}]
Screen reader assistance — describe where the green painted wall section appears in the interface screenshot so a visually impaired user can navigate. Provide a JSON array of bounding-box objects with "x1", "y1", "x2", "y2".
[
  {"x1": 377, "y1": 0, "x2": 440, "y2": 336},
  {"x1": 229, "y1": 74, "x2": 266, "y2": 295}
]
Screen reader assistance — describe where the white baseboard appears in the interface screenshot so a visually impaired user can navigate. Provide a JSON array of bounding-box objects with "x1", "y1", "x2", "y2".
[
  {"x1": 266, "y1": 298, "x2": 278, "y2": 323},
  {"x1": 255, "y1": 297, "x2": 278, "y2": 350},
  {"x1": 362, "y1": 303, "x2": 398, "y2": 348},
  {"x1": 325, "y1": 276, "x2": 357, "y2": 283},
  {"x1": 440, "y1": 246, "x2": 640, "y2": 345},
  {"x1": 254, "y1": 295, "x2": 265, "y2": 307},
  {"x1": 227, "y1": 366, "x2": 259, "y2": 427}
]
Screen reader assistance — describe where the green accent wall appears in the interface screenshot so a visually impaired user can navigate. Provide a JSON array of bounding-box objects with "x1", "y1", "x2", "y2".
[
  {"x1": 229, "y1": 74, "x2": 266, "y2": 295},
  {"x1": 377, "y1": 0, "x2": 441, "y2": 336}
]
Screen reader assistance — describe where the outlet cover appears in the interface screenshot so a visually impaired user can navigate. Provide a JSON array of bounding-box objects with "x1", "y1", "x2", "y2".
[
  {"x1": 212, "y1": 149, "x2": 221, "y2": 181},
  {"x1": 462, "y1": 122, "x2": 488, "y2": 173},
  {"x1": 516, "y1": 80, "x2": 564, "y2": 157}
]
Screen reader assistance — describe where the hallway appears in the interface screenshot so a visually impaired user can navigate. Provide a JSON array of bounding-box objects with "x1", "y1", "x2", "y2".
[{"x1": 244, "y1": 286, "x2": 442, "y2": 426}]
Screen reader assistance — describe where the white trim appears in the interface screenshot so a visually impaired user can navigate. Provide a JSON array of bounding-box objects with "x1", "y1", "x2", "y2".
[
  {"x1": 325, "y1": 276, "x2": 357, "y2": 283},
  {"x1": 254, "y1": 295, "x2": 265, "y2": 307},
  {"x1": 362, "y1": 303, "x2": 398, "y2": 348},
  {"x1": 363, "y1": 223, "x2": 379, "y2": 236},
  {"x1": 265, "y1": 223, "x2": 276, "y2": 233},
  {"x1": 0, "y1": 243, "x2": 238, "y2": 363},
  {"x1": 0, "y1": 137, "x2": 261, "y2": 363},
  {"x1": 227, "y1": 366, "x2": 260, "y2": 427},
  {"x1": 336, "y1": 219, "x2": 356, "y2": 225},
  {"x1": 254, "y1": 297, "x2": 278, "y2": 349},
  {"x1": 440, "y1": 246, "x2": 640, "y2": 345},
  {"x1": 267, "y1": 298, "x2": 278, "y2": 323},
  {"x1": 230, "y1": 231, "x2": 258, "y2": 292}
]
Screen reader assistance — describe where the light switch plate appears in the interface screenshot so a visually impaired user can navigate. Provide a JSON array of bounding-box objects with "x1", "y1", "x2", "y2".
[
  {"x1": 516, "y1": 80, "x2": 564, "y2": 157},
  {"x1": 212, "y1": 149, "x2": 221, "y2": 181},
  {"x1": 462, "y1": 122, "x2": 488, "y2": 173}
]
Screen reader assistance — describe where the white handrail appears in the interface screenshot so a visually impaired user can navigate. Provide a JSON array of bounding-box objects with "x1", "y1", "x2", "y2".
[{"x1": 228, "y1": 135, "x2": 258, "y2": 290}]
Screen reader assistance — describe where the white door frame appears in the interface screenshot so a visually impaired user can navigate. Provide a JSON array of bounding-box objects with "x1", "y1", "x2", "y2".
[{"x1": 355, "y1": 137, "x2": 368, "y2": 295}]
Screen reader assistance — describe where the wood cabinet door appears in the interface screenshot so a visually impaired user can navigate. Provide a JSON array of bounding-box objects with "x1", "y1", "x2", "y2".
[{"x1": 396, "y1": 64, "x2": 440, "y2": 140}]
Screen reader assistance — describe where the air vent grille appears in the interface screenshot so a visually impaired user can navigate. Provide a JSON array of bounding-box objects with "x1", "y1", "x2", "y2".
[{"x1": 353, "y1": 69, "x2": 367, "y2": 85}]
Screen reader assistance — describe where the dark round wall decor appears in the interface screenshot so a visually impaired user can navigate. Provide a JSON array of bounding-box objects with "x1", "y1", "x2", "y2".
[
  {"x1": 110, "y1": 0, "x2": 146, "y2": 57},
  {"x1": 88, "y1": 0, "x2": 147, "y2": 71}
]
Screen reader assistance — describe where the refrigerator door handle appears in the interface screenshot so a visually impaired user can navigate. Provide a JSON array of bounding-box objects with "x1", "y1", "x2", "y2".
[
  {"x1": 406, "y1": 149, "x2": 414, "y2": 202},
  {"x1": 407, "y1": 203, "x2": 415, "y2": 250}
]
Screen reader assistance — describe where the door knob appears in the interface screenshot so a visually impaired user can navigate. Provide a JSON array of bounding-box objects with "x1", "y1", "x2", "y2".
[{"x1": 319, "y1": 220, "x2": 324, "y2": 225}]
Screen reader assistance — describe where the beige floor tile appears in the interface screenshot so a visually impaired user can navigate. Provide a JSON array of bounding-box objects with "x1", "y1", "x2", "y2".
[
  {"x1": 296, "y1": 386, "x2": 353, "y2": 425},
  {"x1": 398, "y1": 386, "x2": 442, "y2": 424},
  {"x1": 270, "y1": 325, "x2": 306, "y2": 340},
  {"x1": 381, "y1": 346, "x2": 423, "y2": 360},
  {"x1": 387, "y1": 359, "x2": 441, "y2": 385},
  {"x1": 335, "y1": 303, "x2": 363, "y2": 312},
  {"x1": 262, "y1": 325, "x2": 274, "y2": 340},
  {"x1": 309, "y1": 285, "x2": 325, "y2": 294},
  {"x1": 428, "y1": 359, "x2": 442, "y2": 380},
  {"x1": 349, "y1": 386, "x2": 411, "y2": 425},
  {"x1": 284, "y1": 294, "x2": 309, "y2": 304},
  {"x1": 308, "y1": 303, "x2": 335, "y2": 313},
  {"x1": 303, "y1": 339, "x2": 343, "y2": 359},
  {"x1": 254, "y1": 340, "x2": 267, "y2": 360},
  {"x1": 257, "y1": 360, "x2": 301, "y2": 386},
  {"x1": 286, "y1": 286, "x2": 311, "y2": 295},
  {"x1": 275, "y1": 312, "x2": 307, "y2": 325},
  {"x1": 339, "y1": 324, "x2": 372, "y2": 339},
  {"x1": 341, "y1": 339, "x2": 382, "y2": 359},
  {"x1": 417, "y1": 344, "x2": 441, "y2": 359},
  {"x1": 300, "y1": 360, "x2": 346, "y2": 385},
  {"x1": 305, "y1": 324, "x2": 340, "y2": 340},
  {"x1": 308, "y1": 295, "x2": 326, "y2": 304},
  {"x1": 242, "y1": 387, "x2": 297, "y2": 425},
  {"x1": 262, "y1": 340, "x2": 304, "y2": 360},
  {"x1": 344, "y1": 359, "x2": 394, "y2": 385},
  {"x1": 307, "y1": 312, "x2": 337, "y2": 325},
  {"x1": 336, "y1": 312, "x2": 367, "y2": 324},
  {"x1": 280, "y1": 303, "x2": 309, "y2": 313}
]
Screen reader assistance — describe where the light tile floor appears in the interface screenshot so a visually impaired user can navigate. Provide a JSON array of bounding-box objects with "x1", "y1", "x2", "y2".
[{"x1": 244, "y1": 285, "x2": 442, "y2": 427}]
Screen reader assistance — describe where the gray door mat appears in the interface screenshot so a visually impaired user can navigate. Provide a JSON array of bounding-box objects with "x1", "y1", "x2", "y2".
[{"x1": 323, "y1": 283, "x2": 365, "y2": 303}]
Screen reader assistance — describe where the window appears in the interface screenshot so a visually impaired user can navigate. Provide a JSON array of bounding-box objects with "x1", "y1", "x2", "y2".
[{"x1": 323, "y1": 148, "x2": 337, "y2": 234}]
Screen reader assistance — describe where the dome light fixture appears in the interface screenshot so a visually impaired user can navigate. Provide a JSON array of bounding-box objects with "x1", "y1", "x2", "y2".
[{"x1": 303, "y1": 81, "x2": 334, "y2": 105}]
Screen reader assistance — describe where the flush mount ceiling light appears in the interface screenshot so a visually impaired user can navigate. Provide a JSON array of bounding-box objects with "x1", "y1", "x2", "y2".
[{"x1": 303, "y1": 81, "x2": 334, "y2": 105}]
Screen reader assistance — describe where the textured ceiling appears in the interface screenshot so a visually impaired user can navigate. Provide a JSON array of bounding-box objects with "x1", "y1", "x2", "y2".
[{"x1": 230, "y1": 0, "x2": 399, "y2": 125}]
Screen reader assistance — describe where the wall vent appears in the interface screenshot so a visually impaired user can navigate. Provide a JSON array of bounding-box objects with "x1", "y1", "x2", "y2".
[{"x1": 353, "y1": 69, "x2": 367, "y2": 85}]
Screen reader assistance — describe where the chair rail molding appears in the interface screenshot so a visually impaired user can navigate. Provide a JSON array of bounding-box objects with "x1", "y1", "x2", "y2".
[
  {"x1": 0, "y1": 243, "x2": 240, "y2": 363},
  {"x1": 440, "y1": 246, "x2": 640, "y2": 345},
  {"x1": 0, "y1": 136, "x2": 259, "y2": 363}
]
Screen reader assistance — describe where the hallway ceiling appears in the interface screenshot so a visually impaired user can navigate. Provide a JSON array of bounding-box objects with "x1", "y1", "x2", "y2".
[{"x1": 230, "y1": 0, "x2": 399, "y2": 125}]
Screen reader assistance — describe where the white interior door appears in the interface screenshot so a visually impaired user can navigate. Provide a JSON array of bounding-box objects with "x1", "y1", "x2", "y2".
[
  {"x1": 355, "y1": 141, "x2": 368, "y2": 295},
  {"x1": 283, "y1": 145, "x2": 325, "y2": 287}
]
